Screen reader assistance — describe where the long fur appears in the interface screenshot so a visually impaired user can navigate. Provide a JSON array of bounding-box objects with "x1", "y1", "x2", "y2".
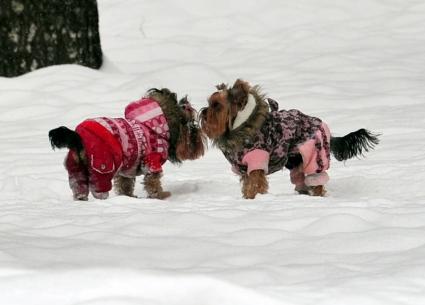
[
  {"x1": 330, "y1": 128, "x2": 380, "y2": 161},
  {"x1": 176, "y1": 96, "x2": 207, "y2": 160},
  {"x1": 241, "y1": 169, "x2": 269, "y2": 199},
  {"x1": 48, "y1": 126, "x2": 83, "y2": 153},
  {"x1": 176, "y1": 122, "x2": 207, "y2": 161},
  {"x1": 113, "y1": 175, "x2": 135, "y2": 197},
  {"x1": 143, "y1": 173, "x2": 171, "y2": 199}
]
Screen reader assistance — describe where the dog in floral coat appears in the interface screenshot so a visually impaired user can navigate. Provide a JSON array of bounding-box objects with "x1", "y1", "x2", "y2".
[
  {"x1": 49, "y1": 88, "x2": 206, "y2": 200},
  {"x1": 200, "y1": 79, "x2": 379, "y2": 198}
]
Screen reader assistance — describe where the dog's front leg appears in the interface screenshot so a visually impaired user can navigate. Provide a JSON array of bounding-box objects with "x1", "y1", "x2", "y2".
[
  {"x1": 143, "y1": 173, "x2": 171, "y2": 199},
  {"x1": 114, "y1": 175, "x2": 136, "y2": 197},
  {"x1": 241, "y1": 169, "x2": 269, "y2": 199}
]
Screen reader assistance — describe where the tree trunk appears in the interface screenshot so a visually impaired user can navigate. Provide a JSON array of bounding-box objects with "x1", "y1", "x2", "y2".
[{"x1": 0, "y1": 0, "x2": 103, "y2": 77}]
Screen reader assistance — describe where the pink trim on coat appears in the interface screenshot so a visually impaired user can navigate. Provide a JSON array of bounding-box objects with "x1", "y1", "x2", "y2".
[
  {"x1": 304, "y1": 172, "x2": 329, "y2": 186},
  {"x1": 242, "y1": 149, "x2": 270, "y2": 175}
]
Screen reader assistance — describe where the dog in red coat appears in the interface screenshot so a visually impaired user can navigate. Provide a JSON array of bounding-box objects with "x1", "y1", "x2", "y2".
[{"x1": 49, "y1": 88, "x2": 206, "y2": 201}]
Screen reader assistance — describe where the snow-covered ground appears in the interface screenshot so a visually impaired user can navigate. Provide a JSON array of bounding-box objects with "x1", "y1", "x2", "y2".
[{"x1": 1, "y1": 0, "x2": 425, "y2": 304}]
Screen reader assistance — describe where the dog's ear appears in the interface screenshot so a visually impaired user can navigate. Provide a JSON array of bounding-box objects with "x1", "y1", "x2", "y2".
[
  {"x1": 216, "y1": 83, "x2": 228, "y2": 91},
  {"x1": 147, "y1": 88, "x2": 178, "y2": 105},
  {"x1": 160, "y1": 88, "x2": 178, "y2": 104},
  {"x1": 229, "y1": 79, "x2": 250, "y2": 109}
]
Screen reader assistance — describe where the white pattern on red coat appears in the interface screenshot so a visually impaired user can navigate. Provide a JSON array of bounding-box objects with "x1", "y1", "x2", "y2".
[{"x1": 125, "y1": 98, "x2": 170, "y2": 174}]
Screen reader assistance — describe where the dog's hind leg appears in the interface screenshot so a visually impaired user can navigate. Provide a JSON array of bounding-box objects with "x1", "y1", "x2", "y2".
[
  {"x1": 65, "y1": 150, "x2": 89, "y2": 201},
  {"x1": 290, "y1": 165, "x2": 328, "y2": 196},
  {"x1": 114, "y1": 175, "x2": 136, "y2": 197},
  {"x1": 304, "y1": 172, "x2": 329, "y2": 196},
  {"x1": 290, "y1": 165, "x2": 308, "y2": 195}
]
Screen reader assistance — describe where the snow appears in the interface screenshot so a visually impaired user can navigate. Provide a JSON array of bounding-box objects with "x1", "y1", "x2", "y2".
[{"x1": 1, "y1": 0, "x2": 425, "y2": 304}]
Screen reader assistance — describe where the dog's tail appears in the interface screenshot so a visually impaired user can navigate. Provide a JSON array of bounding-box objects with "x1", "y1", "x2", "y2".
[
  {"x1": 330, "y1": 128, "x2": 380, "y2": 161},
  {"x1": 48, "y1": 126, "x2": 83, "y2": 153}
]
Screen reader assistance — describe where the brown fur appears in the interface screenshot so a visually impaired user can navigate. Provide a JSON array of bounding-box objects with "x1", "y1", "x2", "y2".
[
  {"x1": 215, "y1": 88, "x2": 268, "y2": 152},
  {"x1": 295, "y1": 185, "x2": 327, "y2": 196},
  {"x1": 113, "y1": 175, "x2": 136, "y2": 197},
  {"x1": 200, "y1": 90, "x2": 230, "y2": 139},
  {"x1": 241, "y1": 169, "x2": 269, "y2": 199},
  {"x1": 175, "y1": 95, "x2": 207, "y2": 161},
  {"x1": 176, "y1": 124, "x2": 207, "y2": 161},
  {"x1": 143, "y1": 173, "x2": 171, "y2": 199},
  {"x1": 228, "y1": 79, "x2": 250, "y2": 109},
  {"x1": 305, "y1": 185, "x2": 327, "y2": 196}
]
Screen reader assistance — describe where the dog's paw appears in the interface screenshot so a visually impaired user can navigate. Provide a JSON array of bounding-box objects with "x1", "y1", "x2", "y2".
[
  {"x1": 74, "y1": 194, "x2": 88, "y2": 201},
  {"x1": 158, "y1": 191, "x2": 171, "y2": 199},
  {"x1": 257, "y1": 184, "x2": 268, "y2": 195},
  {"x1": 148, "y1": 191, "x2": 171, "y2": 200},
  {"x1": 92, "y1": 191, "x2": 109, "y2": 200},
  {"x1": 295, "y1": 184, "x2": 309, "y2": 195},
  {"x1": 243, "y1": 192, "x2": 257, "y2": 199},
  {"x1": 243, "y1": 187, "x2": 258, "y2": 199},
  {"x1": 308, "y1": 185, "x2": 327, "y2": 197},
  {"x1": 295, "y1": 184, "x2": 326, "y2": 196}
]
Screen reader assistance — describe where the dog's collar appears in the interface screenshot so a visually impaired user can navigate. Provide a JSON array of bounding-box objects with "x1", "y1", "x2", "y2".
[{"x1": 231, "y1": 94, "x2": 256, "y2": 130}]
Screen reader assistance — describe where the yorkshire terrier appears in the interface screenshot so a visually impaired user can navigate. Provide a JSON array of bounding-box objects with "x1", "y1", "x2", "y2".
[
  {"x1": 200, "y1": 79, "x2": 379, "y2": 199},
  {"x1": 49, "y1": 88, "x2": 206, "y2": 201}
]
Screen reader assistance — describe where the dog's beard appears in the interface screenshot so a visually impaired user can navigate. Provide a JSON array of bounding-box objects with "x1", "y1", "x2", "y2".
[
  {"x1": 200, "y1": 107, "x2": 230, "y2": 139},
  {"x1": 176, "y1": 124, "x2": 207, "y2": 161}
]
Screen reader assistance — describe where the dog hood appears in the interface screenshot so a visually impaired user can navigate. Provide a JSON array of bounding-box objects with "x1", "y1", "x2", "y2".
[
  {"x1": 213, "y1": 87, "x2": 270, "y2": 152},
  {"x1": 231, "y1": 93, "x2": 258, "y2": 130},
  {"x1": 125, "y1": 97, "x2": 170, "y2": 142}
]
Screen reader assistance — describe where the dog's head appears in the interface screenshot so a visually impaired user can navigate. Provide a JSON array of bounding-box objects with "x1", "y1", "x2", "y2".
[
  {"x1": 200, "y1": 79, "x2": 251, "y2": 139},
  {"x1": 146, "y1": 88, "x2": 206, "y2": 162}
]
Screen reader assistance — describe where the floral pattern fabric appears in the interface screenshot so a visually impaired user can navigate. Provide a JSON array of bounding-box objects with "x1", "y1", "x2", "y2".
[{"x1": 223, "y1": 99, "x2": 330, "y2": 175}]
